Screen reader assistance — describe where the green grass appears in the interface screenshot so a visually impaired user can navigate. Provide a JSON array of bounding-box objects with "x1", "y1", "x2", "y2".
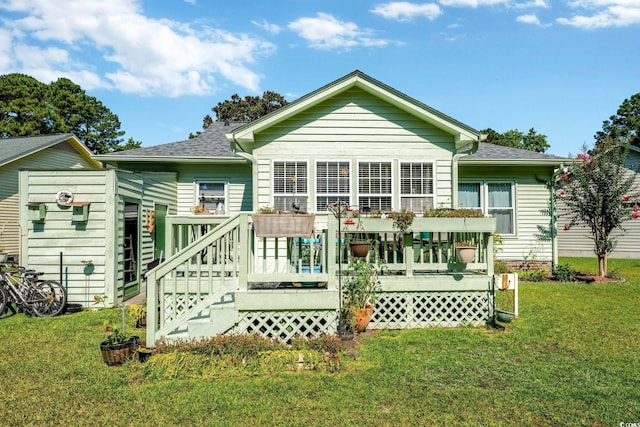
[{"x1": 1, "y1": 257, "x2": 640, "y2": 426}]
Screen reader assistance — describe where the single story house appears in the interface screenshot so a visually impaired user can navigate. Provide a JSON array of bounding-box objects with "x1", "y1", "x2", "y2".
[
  {"x1": 0, "y1": 134, "x2": 100, "y2": 261},
  {"x1": 20, "y1": 71, "x2": 567, "y2": 342}
]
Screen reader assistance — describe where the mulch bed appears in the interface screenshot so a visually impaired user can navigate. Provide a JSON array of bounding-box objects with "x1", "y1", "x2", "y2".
[{"x1": 574, "y1": 273, "x2": 624, "y2": 283}]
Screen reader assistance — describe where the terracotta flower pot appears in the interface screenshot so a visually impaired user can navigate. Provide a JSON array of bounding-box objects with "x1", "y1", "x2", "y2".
[
  {"x1": 349, "y1": 241, "x2": 370, "y2": 258},
  {"x1": 353, "y1": 305, "x2": 374, "y2": 332},
  {"x1": 456, "y1": 245, "x2": 476, "y2": 263}
]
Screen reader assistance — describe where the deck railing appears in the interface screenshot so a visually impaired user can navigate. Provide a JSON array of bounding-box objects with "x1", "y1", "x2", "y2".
[{"x1": 146, "y1": 213, "x2": 496, "y2": 343}]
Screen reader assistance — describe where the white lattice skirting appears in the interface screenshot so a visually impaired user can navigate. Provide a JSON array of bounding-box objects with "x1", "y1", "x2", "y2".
[
  {"x1": 234, "y1": 310, "x2": 339, "y2": 343},
  {"x1": 163, "y1": 293, "x2": 208, "y2": 322},
  {"x1": 370, "y1": 291, "x2": 492, "y2": 329}
]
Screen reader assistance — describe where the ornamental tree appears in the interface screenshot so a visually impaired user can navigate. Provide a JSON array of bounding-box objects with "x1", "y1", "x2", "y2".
[{"x1": 558, "y1": 138, "x2": 639, "y2": 276}]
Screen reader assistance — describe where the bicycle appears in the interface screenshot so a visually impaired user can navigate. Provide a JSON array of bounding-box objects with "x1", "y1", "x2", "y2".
[{"x1": 0, "y1": 263, "x2": 67, "y2": 317}]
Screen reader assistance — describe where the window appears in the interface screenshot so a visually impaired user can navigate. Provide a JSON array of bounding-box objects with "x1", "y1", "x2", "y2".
[
  {"x1": 459, "y1": 183, "x2": 481, "y2": 209},
  {"x1": 273, "y1": 161, "x2": 308, "y2": 212},
  {"x1": 358, "y1": 162, "x2": 392, "y2": 212},
  {"x1": 400, "y1": 162, "x2": 434, "y2": 212},
  {"x1": 197, "y1": 182, "x2": 226, "y2": 213},
  {"x1": 458, "y1": 182, "x2": 514, "y2": 234},
  {"x1": 316, "y1": 161, "x2": 350, "y2": 211},
  {"x1": 488, "y1": 183, "x2": 514, "y2": 234}
]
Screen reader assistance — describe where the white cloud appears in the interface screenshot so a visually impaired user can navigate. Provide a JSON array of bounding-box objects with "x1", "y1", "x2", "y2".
[
  {"x1": 557, "y1": 0, "x2": 640, "y2": 28},
  {"x1": 0, "y1": 0, "x2": 274, "y2": 96},
  {"x1": 288, "y1": 12, "x2": 388, "y2": 50},
  {"x1": 516, "y1": 13, "x2": 546, "y2": 25},
  {"x1": 252, "y1": 19, "x2": 282, "y2": 34},
  {"x1": 438, "y1": 0, "x2": 508, "y2": 7},
  {"x1": 371, "y1": 2, "x2": 442, "y2": 21},
  {"x1": 512, "y1": 0, "x2": 550, "y2": 9}
]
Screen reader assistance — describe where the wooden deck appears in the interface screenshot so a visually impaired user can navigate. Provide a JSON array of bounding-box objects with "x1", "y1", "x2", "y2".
[{"x1": 145, "y1": 213, "x2": 497, "y2": 344}]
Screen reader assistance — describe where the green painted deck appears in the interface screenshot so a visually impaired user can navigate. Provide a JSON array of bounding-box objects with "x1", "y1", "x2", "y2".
[{"x1": 145, "y1": 213, "x2": 497, "y2": 344}]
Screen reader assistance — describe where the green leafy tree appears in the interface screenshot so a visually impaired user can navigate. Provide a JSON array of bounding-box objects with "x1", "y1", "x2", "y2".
[
  {"x1": 190, "y1": 91, "x2": 288, "y2": 138},
  {"x1": 0, "y1": 73, "x2": 140, "y2": 153},
  {"x1": 558, "y1": 138, "x2": 638, "y2": 277},
  {"x1": 481, "y1": 127, "x2": 549, "y2": 153},
  {"x1": 595, "y1": 93, "x2": 640, "y2": 148}
]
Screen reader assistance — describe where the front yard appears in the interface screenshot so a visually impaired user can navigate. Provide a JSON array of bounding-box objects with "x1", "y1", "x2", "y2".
[{"x1": 1, "y1": 257, "x2": 639, "y2": 426}]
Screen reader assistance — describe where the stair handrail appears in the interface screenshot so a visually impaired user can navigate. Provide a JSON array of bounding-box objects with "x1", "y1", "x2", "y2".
[{"x1": 146, "y1": 213, "x2": 245, "y2": 344}]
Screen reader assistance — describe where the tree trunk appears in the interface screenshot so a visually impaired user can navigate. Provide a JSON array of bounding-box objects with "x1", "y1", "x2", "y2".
[{"x1": 598, "y1": 254, "x2": 607, "y2": 277}]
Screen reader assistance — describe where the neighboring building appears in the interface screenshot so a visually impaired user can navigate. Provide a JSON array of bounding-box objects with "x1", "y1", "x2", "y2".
[
  {"x1": 20, "y1": 71, "x2": 567, "y2": 341},
  {"x1": 0, "y1": 134, "x2": 100, "y2": 261},
  {"x1": 558, "y1": 145, "x2": 640, "y2": 259}
]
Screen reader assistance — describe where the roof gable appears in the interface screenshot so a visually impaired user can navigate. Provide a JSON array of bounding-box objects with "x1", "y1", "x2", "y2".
[
  {"x1": 228, "y1": 70, "x2": 480, "y2": 150},
  {"x1": 0, "y1": 133, "x2": 100, "y2": 168}
]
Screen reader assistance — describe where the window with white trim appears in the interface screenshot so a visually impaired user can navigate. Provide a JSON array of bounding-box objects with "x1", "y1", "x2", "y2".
[
  {"x1": 358, "y1": 161, "x2": 392, "y2": 212},
  {"x1": 459, "y1": 182, "x2": 514, "y2": 234},
  {"x1": 400, "y1": 162, "x2": 434, "y2": 212},
  {"x1": 316, "y1": 161, "x2": 350, "y2": 211},
  {"x1": 273, "y1": 161, "x2": 308, "y2": 211},
  {"x1": 197, "y1": 182, "x2": 226, "y2": 213}
]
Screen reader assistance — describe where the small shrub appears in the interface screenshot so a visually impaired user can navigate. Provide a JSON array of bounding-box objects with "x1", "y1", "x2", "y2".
[
  {"x1": 494, "y1": 261, "x2": 510, "y2": 275},
  {"x1": 553, "y1": 263, "x2": 576, "y2": 282},
  {"x1": 518, "y1": 269, "x2": 547, "y2": 282}
]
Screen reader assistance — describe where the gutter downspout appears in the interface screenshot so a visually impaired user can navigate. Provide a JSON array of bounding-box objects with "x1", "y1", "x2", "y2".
[
  {"x1": 452, "y1": 134, "x2": 484, "y2": 208},
  {"x1": 229, "y1": 138, "x2": 258, "y2": 209}
]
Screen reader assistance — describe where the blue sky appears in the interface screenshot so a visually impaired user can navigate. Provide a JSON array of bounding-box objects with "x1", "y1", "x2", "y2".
[{"x1": 1, "y1": 0, "x2": 639, "y2": 156}]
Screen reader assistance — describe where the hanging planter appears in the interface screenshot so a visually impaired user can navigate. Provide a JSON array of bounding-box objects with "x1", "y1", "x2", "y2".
[
  {"x1": 349, "y1": 241, "x2": 370, "y2": 258},
  {"x1": 456, "y1": 243, "x2": 477, "y2": 263},
  {"x1": 252, "y1": 213, "x2": 315, "y2": 238}
]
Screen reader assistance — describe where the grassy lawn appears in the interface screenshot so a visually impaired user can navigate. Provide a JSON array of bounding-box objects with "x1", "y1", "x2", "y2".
[{"x1": 1, "y1": 257, "x2": 640, "y2": 426}]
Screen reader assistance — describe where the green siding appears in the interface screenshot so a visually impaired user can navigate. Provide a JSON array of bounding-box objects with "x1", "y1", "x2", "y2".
[
  {"x1": 0, "y1": 141, "x2": 95, "y2": 258},
  {"x1": 20, "y1": 169, "x2": 177, "y2": 306},
  {"x1": 252, "y1": 87, "x2": 455, "y2": 211},
  {"x1": 558, "y1": 150, "x2": 640, "y2": 259},
  {"x1": 459, "y1": 165, "x2": 555, "y2": 263}
]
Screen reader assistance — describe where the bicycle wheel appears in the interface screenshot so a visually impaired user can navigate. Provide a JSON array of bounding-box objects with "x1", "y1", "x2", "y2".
[
  {"x1": 31, "y1": 281, "x2": 67, "y2": 317},
  {"x1": 0, "y1": 284, "x2": 8, "y2": 316}
]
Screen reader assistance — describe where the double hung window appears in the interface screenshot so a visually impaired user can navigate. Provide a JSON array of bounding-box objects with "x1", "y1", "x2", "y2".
[
  {"x1": 358, "y1": 162, "x2": 392, "y2": 212},
  {"x1": 400, "y1": 162, "x2": 434, "y2": 211},
  {"x1": 316, "y1": 161, "x2": 350, "y2": 211},
  {"x1": 459, "y1": 182, "x2": 514, "y2": 234},
  {"x1": 273, "y1": 161, "x2": 308, "y2": 212}
]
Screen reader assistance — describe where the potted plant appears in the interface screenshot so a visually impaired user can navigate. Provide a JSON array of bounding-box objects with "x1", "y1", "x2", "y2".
[
  {"x1": 345, "y1": 210, "x2": 372, "y2": 258},
  {"x1": 128, "y1": 303, "x2": 147, "y2": 328},
  {"x1": 0, "y1": 246, "x2": 7, "y2": 263},
  {"x1": 191, "y1": 205, "x2": 210, "y2": 215},
  {"x1": 99, "y1": 327, "x2": 140, "y2": 366},
  {"x1": 455, "y1": 240, "x2": 477, "y2": 263},
  {"x1": 388, "y1": 209, "x2": 416, "y2": 246},
  {"x1": 341, "y1": 242, "x2": 385, "y2": 333}
]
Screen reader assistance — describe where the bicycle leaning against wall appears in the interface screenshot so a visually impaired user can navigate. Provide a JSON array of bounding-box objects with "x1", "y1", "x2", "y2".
[{"x1": 0, "y1": 264, "x2": 67, "y2": 317}]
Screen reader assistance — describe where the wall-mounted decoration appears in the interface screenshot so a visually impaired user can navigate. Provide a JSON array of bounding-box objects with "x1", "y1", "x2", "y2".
[
  {"x1": 55, "y1": 189, "x2": 74, "y2": 206},
  {"x1": 70, "y1": 202, "x2": 91, "y2": 222},
  {"x1": 27, "y1": 202, "x2": 47, "y2": 222},
  {"x1": 146, "y1": 210, "x2": 155, "y2": 233}
]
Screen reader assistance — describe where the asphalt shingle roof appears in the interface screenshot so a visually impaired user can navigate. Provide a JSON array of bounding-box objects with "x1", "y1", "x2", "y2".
[
  {"x1": 0, "y1": 133, "x2": 76, "y2": 166},
  {"x1": 463, "y1": 142, "x2": 568, "y2": 162},
  {"x1": 105, "y1": 121, "x2": 246, "y2": 158}
]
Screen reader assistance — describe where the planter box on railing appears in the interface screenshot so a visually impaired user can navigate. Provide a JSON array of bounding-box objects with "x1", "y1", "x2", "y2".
[{"x1": 252, "y1": 213, "x2": 315, "y2": 238}]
